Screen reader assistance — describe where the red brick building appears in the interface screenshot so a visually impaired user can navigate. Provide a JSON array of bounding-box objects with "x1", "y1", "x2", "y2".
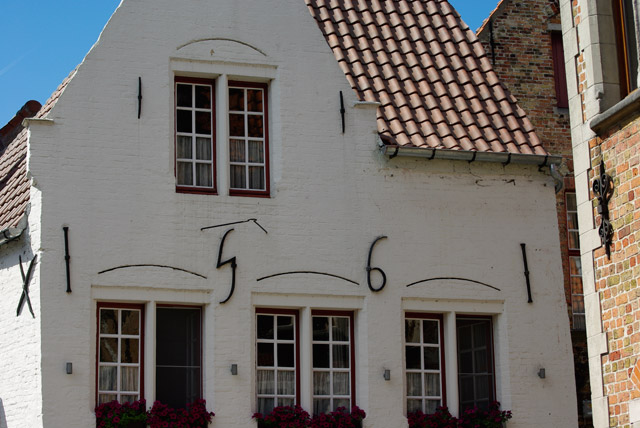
[
  {"x1": 560, "y1": 0, "x2": 640, "y2": 424},
  {"x1": 477, "y1": 0, "x2": 591, "y2": 426}
]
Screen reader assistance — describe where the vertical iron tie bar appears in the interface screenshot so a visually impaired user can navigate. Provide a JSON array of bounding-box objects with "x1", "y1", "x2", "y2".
[
  {"x1": 137, "y1": 77, "x2": 142, "y2": 119},
  {"x1": 63, "y1": 226, "x2": 71, "y2": 293},
  {"x1": 339, "y1": 91, "x2": 345, "y2": 133},
  {"x1": 520, "y1": 243, "x2": 532, "y2": 303}
]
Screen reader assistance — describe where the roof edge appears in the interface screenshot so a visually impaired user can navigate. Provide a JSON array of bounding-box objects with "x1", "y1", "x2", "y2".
[
  {"x1": 381, "y1": 145, "x2": 562, "y2": 166},
  {"x1": 0, "y1": 215, "x2": 27, "y2": 247}
]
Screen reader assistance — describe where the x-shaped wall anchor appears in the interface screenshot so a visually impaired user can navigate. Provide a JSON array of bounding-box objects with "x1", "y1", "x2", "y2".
[{"x1": 16, "y1": 255, "x2": 37, "y2": 318}]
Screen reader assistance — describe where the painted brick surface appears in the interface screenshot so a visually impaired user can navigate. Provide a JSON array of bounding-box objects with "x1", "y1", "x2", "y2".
[
  {"x1": 477, "y1": 1, "x2": 590, "y2": 425},
  {"x1": 4, "y1": 0, "x2": 577, "y2": 426}
]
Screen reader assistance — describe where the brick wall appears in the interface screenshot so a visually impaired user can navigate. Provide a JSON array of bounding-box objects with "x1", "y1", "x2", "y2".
[{"x1": 590, "y1": 116, "x2": 640, "y2": 427}]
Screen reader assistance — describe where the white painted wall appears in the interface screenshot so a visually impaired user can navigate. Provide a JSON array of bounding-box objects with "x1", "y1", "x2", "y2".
[
  {"x1": 0, "y1": 204, "x2": 43, "y2": 428},
  {"x1": 15, "y1": 0, "x2": 578, "y2": 426}
]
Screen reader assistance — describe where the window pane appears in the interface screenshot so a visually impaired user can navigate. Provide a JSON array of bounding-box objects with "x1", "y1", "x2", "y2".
[
  {"x1": 121, "y1": 395, "x2": 138, "y2": 404},
  {"x1": 258, "y1": 398, "x2": 274, "y2": 416},
  {"x1": 423, "y1": 347, "x2": 439, "y2": 370},
  {"x1": 569, "y1": 231, "x2": 580, "y2": 250},
  {"x1": 177, "y1": 162, "x2": 193, "y2": 186},
  {"x1": 121, "y1": 367, "x2": 139, "y2": 392},
  {"x1": 277, "y1": 344, "x2": 295, "y2": 368},
  {"x1": 573, "y1": 295, "x2": 585, "y2": 313},
  {"x1": 257, "y1": 343, "x2": 274, "y2": 367},
  {"x1": 334, "y1": 399, "x2": 350, "y2": 410},
  {"x1": 196, "y1": 138, "x2": 212, "y2": 160},
  {"x1": 277, "y1": 371, "x2": 295, "y2": 395},
  {"x1": 257, "y1": 370, "x2": 274, "y2": 394},
  {"x1": 568, "y1": 212, "x2": 579, "y2": 230},
  {"x1": 406, "y1": 346, "x2": 421, "y2": 369},
  {"x1": 257, "y1": 315, "x2": 274, "y2": 339},
  {"x1": 313, "y1": 344, "x2": 330, "y2": 368},
  {"x1": 566, "y1": 192, "x2": 577, "y2": 209},
  {"x1": 229, "y1": 88, "x2": 244, "y2": 111},
  {"x1": 313, "y1": 317, "x2": 329, "y2": 341},
  {"x1": 405, "y1": 319, "x2": 420, "y2": 343},
  {"x1": 176, "y1": 84, "x2": 192, "y2": 107},
  {"x1": 195, "y1": 111, "x2": 211, "y2": 135},
  {"x1": 333, "y1": 372, "x2": 350, "y2": 395},
  {"x1": 247, "y1": 89, "x2": 263, "y2": 112},
  {"x1": 230, "y1": 139, "x2": 245, "y2": 162},
  {"x1": 459, "y1": 350, "x2": 473, "y2": 373},
  {"x1": 195, "y1": 85, "x2": 211, "y2": 109},
  {"x1": 229, "y1": 114, "x2": 245, "y2": 137},
  {"x1": 100, "y1": 309, "x2": 118, "y2": 334},
  {"x1": 425, "y1": 373, "x2": 440, "y2": 396},
  {"x1": 277, "y1": 316, "x2": 294, "y2": 340},
  {"x1": 249, "y1": 166, "x2": 265, "y2": 190},
  {"x1": 99, "y1": 394, "x2": 117, "y2": 405},
  {"x1": 279, "y1": 398, "x2": 294, "y2": 407},
  {"x1": 100, "y1": 338, "x2": 118, "y2": 363},
  {"x1": 177, "y1": 136, "x2": 192, "y2": 159},
  {"x1": 177, "y1": 110, "x2": 192, "y2": 133},
  {"x1": 99, "y1": 366, "x2": 117, "y2": 391},
  {"x1": 121, "y1": 339, "x2": 139, "y2": 364},
  {"x1": 196, "y1": 164, "x2": 212, "y2": 187},
  {"x1": 248, "y1": 115, "x2": 264, "y2": 138},
  {"x1": 332, "y1": 345, "x2": 349, "y2": 368},
  {"x1": 156, "y1": 367, "x2": 200, "y2": 409},
  {"x1": 333, "y1": 317, "x2": 349, "y2": 341},
  {"x1": 570, "y1": 256, "x2": 582, "y2": 275},
  {"x1": 313, "y1": 399, "x2": 330, "y2": 415},
  {"x1": 230, "y1": 165, "x2": 246, "y2": 189},
  {"x1": 423, "y1": 320, "x2": 439, "y2": 344},
  {"x1": 407, "y1": 399, "x2": 422, "y2": 413},
  {"x1": 425, "y1": 400, "x2": 440, "y2": 414},
  {"x1": 248, "y1": 140, "x2": 264, "y2": 163},
  {"x1": 474, "y1": 349, "x2": 488, "y2": 372},
  {"x1": 406, "y1": 373, "x2": 422, "y2": 396},
  {"x1": 156, "y1": 308, "x2": 201, "y2": 367},
  {"x1": 313, "y1": 371, "x2": 330, "y2": 395}
]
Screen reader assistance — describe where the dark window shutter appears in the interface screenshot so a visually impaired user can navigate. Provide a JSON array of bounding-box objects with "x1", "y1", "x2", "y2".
[{"x1": 551, "y1": 32, "x2": 569, "y2": 108}]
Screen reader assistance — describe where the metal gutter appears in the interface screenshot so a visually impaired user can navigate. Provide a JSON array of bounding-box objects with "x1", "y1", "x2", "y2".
[
  {"x1": 380, "y1": 145, "x2": 562, "y2": 166},
  {"x1": 0, "y1": 215, "x2": 27, "y2": 247}
]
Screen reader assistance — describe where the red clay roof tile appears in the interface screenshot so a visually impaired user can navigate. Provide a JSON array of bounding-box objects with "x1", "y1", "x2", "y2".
[
  {"x1": 304, "y1": 0, "x2": 547, "y2": 155},
  {"x1": 0, "y1": 71, "x2": 74, "y2": 230}
]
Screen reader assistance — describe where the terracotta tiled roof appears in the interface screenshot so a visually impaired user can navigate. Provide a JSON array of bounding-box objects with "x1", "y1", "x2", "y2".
[
  {"x1": 0, "y1": 71, "x2": 74, "y2": 230},
  {"x1": 305, "y1": 0, "x2": 546, "y2": 155}
]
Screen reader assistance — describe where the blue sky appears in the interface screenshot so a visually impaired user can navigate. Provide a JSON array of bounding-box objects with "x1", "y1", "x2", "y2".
[{"x1": 0, "y1": 0, "x2": 497, "y2": 127}]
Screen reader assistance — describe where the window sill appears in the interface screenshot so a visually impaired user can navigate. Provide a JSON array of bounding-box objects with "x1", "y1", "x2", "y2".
[
  {"x1": 176, "y1": 187, "x2": 217, "y2": 195},
  {"x1": 590, "y1": 89, "x2": 640, "y2": 134},
  {"x1": 229, "y1": 189, "x2": 270, "y2": 198}
]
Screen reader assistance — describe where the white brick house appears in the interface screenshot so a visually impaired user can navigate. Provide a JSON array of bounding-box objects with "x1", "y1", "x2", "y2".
[{"x1": 0, "y1": 0, "x2": 578, "y2": 427}]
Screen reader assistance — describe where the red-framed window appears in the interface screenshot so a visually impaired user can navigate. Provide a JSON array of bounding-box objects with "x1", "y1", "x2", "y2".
[
  {"x1": 456, "y1": 316, "x2": 495, "y2": 411},
  {"x1": 566, "y1": 191, "x2": 585, "y2": 330},
  {"x1": 155, "y1": 305, "x2": 203, "y2": 409},
  {"x1": 311, "y1": 310, "x2": 355, "y2": 414},
  {"x1": 613, "y1": 0, "x2": 639, "y2": 97},
  {"x1": 175, "y1": 77, "x2": 216, "y2": 194},
  {"x1": 404, "y1": 313, "x2": 446, "y2": 414},
  {"x1": 96, "y1": 303, "x2": 145, "y2": 405},
  {"x1": 551, "y1": 31, "x2": 569, "y2": 108},
  {"x1": 228, "y1": 81, "x2": 270, "y2": 197},
  {"x1": 255, "y1": 308, "x2": 300, "y2": 414}
]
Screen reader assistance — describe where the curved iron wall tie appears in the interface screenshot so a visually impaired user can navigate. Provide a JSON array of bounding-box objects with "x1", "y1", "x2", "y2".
[
  {"x1": 217, "y1": 228, "x2": 237, "y2": 304},
  {"x1": 366, "y1": 236, "x2": 387, "y2": 292}
]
